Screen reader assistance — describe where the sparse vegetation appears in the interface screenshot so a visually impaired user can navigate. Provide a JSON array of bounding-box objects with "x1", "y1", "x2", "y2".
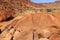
[{"x1": 46, "y1": 9, "x2": 52, "y2": 12}]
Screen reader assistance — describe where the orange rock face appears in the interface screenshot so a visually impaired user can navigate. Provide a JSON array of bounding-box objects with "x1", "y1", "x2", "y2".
[
  {"x1": 0, "y1": 0, "x2": 45, "y2": 22},
  {"x1": 0, "y1": 13, "x2": 60, "y2": 40},
  {"x1": 49, "y1": 34, "x2": 60, "y2": 40},
  {"x1": 0, "y1": 0, "x2": 60, "y2": 40},
  {"x1": 0, "y1": 9, "x2": 15, "y2": 22}
]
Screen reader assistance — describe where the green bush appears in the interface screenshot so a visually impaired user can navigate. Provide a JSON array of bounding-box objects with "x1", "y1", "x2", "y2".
[{"x1": 46, "y1": 9, "x2": 52, "y2": 12}]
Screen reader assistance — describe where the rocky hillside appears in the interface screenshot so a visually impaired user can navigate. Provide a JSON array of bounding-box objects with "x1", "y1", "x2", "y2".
[
  {"x1": 0, "y1": 13, "x2": 60, "y2": 40},
  {"x1": 0, "y1": 0, "x2": 60, "y2": 40},
  {"x1": 0, "y1": 0, "x2": 45, "y2": 22},
  {"x1": 0, "y1": 0, "x2": 60, "y2": 22},
  {"x1": 42, "y1": 1, "x2": 60, "y2": 12}
]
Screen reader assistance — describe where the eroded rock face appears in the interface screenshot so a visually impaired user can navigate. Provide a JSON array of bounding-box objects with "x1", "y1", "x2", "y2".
[
  {"x1": 0, "y1": 0, "x2": 60, "y2": 40},
  {"x1": 0, "y1": 13, "x2": 60, "y2": 40},
  {"x1": 0, "y1": 0, "x2": 45, "y2": 22},
  {"x1": 0, "y1": 9, "x2": 15, "y2": 22},
  {"x1": 0, "y1": 0, "x2": 60, "y2": 22},
  {"x1": 49, "y1": 34, "x2": 60, "y2": 40}
]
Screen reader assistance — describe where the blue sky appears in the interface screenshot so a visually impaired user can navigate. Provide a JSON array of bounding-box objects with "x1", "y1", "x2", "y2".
[{"x1": 30, "y1": 0, "x2": 57, "y2": 3}]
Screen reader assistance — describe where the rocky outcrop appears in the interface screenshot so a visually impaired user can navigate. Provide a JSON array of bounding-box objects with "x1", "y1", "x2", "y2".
[
  {"x1": 0, "y1": 13, "x2": 60, "y2": 40},
  {"x1": 0, "y1": 0, "x2": 60, "y2": 40},
  {"x1": 0, "y1": 0, "x2": 45, "y2": 22},
  {"x1": 0, "y1": 0, "x2": 60, "y2": 22}
]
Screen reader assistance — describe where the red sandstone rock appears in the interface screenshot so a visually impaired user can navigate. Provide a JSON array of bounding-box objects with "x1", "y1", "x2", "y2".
[
  {"x1": 49, "y1": 34, "x2": 60, "y2": 40},
  {"x1": 0, "y1": 13, "x2": 60, "y2": 40},
  {"x1": 0, "y1": 0, "x2": 60, "y2": 40}
]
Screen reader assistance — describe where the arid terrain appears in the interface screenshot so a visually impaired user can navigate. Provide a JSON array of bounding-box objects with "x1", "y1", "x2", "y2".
[{"x1": 0, "y1": 0, "x2": 60, "y2": 40}]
